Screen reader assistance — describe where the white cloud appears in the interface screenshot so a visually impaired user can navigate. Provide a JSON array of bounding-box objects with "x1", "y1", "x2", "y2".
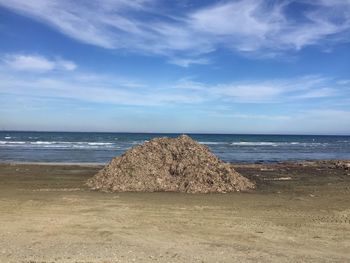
[
  {"x1": 0, "y1": 56, "x2": 346, "y2": 106},
  {"x1": 168, "y1": 57, "x2": 210, "y2": 67},
  {"x1": 1, "y1": 60, "x2": 349, "y2": 134},
  {"x1": 337, "y1": 79, "x2": 350, "y2": 85},
  {"x1": 216, "y1": 113, "x2": 291, "y2": 121},
  {"x1": 173, "y1": 75, "x2": 339, "y2": 103},
  {"x1": 214, "y1": 84, "x2": 283, "y2": 102},
  {"x1": 0, "y1": 0, "x2": 349, "y2": 64},
  {"x1": 293, "y1": 87, "x2": 336, "y2": 99},
  {"x1": 3, "y1": 54, "x2": 55, "y2": 72},
  {"x1": 57, "y1": 59, "x2": 77, "y2": 71},
  {"x1": 2, "y1": 54, "x2": 77, "y2": 72},
  {"x1": 285, "y1": 109, "x2": 350, "y2": 134},
  {"x1": 210, "y1": 109, "x2": 350, "y2": 134},
  {"x1": 0, "y1": 71, "x2": 205, "y2": 106},
  {"x1": 189, "y1": 0, "x2": 285, "y2": 51},
  {"x1": 189, "y1": 0, "x2": 350, "y2": 53}
]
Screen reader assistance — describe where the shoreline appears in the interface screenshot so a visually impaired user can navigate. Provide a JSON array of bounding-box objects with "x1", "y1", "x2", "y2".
[
  {"x1": 0, "y1": 159, "x2": 348, "y2": 166},
  {"x1": 0, "y1": 161, "x2": 106, "y2": 167}
]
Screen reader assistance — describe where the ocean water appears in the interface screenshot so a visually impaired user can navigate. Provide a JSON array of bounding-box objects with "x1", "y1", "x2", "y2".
[{"x1": 0, "y1": 131, "x2": 349, "y2": 163}]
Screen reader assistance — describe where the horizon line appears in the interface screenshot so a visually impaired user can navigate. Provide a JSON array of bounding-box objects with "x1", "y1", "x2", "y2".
[{"x1": 1, "y1": 129, "x2": 349, "y2": 137}]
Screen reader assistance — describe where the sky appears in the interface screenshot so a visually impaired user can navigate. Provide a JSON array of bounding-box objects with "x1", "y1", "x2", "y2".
[{"x1": 0, "y1": 0, "x2": 349, "y2": 134}]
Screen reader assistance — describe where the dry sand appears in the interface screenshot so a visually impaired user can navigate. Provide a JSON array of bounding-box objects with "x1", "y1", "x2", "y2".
[{"x1": 0, "y1": 162, "x2": 349, "y2": 262}]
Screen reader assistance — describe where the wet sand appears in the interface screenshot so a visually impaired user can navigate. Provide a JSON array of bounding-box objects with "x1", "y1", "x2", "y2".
[{"x1": 0, "y1": 162, "x2": 349, "y2": 262}]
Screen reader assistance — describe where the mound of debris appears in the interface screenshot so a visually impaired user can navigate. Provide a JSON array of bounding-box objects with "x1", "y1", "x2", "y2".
[
  {"x1": 87, "y1": 135, "x2": 255, "y2": 193},
  {"x1": 329, "y1": 160, "x2": 350, "y2": 170}
]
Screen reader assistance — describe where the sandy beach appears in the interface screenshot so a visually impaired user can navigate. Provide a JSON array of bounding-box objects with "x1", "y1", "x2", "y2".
[
  {"x1": 2, "y1": 0, "x2": 350, "y2": 261},
  {"x1": 0, "y1": 161, "x2": 349, "y2": 262}
]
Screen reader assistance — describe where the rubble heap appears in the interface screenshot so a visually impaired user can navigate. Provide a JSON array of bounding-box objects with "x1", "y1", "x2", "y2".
[{"x1": 87, "y1": 135, "x2": 255, "y2": 193}]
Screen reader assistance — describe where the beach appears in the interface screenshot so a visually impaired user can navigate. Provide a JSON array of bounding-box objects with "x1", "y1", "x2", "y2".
[
  {"x1": 0, "y1": 161, "x2": 349, "y2": 262},
  {"x1": 2, "y1": 0, "x2": 350, "y2": 262}
]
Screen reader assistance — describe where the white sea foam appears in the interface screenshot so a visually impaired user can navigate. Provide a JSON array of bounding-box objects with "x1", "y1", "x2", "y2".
[
  {"x1": 199, "y1": 141, "x2": 223, "y2": 145},
  {"x1": 0, "y1": 141, "x2": 26, "y2": 144},
  {"x1": 28, "y1": 141, "x2": 114, "y2": 146},
  {"x1": 87, "y1": 142, "x2": 113, "y2": 146},
  {"x1": 31, "y1": 141, "x2": 54, "y2": 145},
  {"x1": 73, "y1": 144, "x2": 115, "y2": 149},
  {"x1": 0, "y1": 140, "x2": 120, "y2": 149},
  {"x1": 200, "y1": 141, "x2": 283, "y2": 146},
  {"x1": 0, "y1": 139, "x2": 329, "y2": 149},
  {"x1": 231, "y1": 142, "x2": 278, "y2": 146},
  {"x1": 4, "y1": 136, "x2": 11, "y2": 139},
  {"x1": 229, "y1": 141, "x2": 326, "y2": 147},
  {"x1": 42, "y1": 145, "x2": 69, "y2": 148},
  {"x1": 73, "y1": 145, "x2": 105, "y2": 149}
]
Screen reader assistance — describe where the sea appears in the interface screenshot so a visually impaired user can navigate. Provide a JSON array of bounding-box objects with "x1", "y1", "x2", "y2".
[{"x1": 0, "y1": 131, "x2": 349, "y2": 164}]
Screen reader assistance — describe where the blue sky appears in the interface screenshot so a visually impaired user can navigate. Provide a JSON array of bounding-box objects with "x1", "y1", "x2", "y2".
[{"x1": 0, "y1": 0, "x2": 349, "y2": 134}]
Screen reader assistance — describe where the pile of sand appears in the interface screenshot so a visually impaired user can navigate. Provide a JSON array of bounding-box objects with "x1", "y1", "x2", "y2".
[{"x1": 87, "y1": 135, "x2": 255, "y2": 193}]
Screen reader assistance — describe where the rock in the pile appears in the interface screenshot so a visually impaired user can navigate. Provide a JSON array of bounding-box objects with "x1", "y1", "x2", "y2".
[{"x1": 87, "y1": 135, "x2": 255, "y2": 193}]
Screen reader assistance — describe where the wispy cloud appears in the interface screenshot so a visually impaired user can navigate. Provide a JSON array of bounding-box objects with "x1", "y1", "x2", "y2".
[
  {"x1": 292, "y1": 88, "x2": 336, "y2": 99},
  {"x1": 211, "y1": 112, "x2": 291, "y2": 121},
  {"x1": 0, "y1": 54, "x2": 349, "y2": 133},
  {"x1": 0, "y1": 54, "x2": 346, "y2": 106},
  {"x1": 337, "y1": 79, "x2": 350, "y2": 85},
  {"x1": 2, "y1": 54, "x2": 77, "y2": 72},
  {"x1": 0, "y1": 0, "x2": 349, "y2": 65},
  {"x1": 284, "y1": 109, "x2": 350, "y2": 134},
  {"x1": 0, "y1": 60, "x2": 204, "y2": 106},
  {"x1": 189, "y1": 0, "x2": 350, "y2": 53},
  {"x1": 173, "y1": 75, "x2": 341, "y2": 103},
  {"x1": 209, "y1": 109, "x2": 350, "y2": 134},
  {"x1": 168, "y1": 57, "x2": 210, "y2": 67}
]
